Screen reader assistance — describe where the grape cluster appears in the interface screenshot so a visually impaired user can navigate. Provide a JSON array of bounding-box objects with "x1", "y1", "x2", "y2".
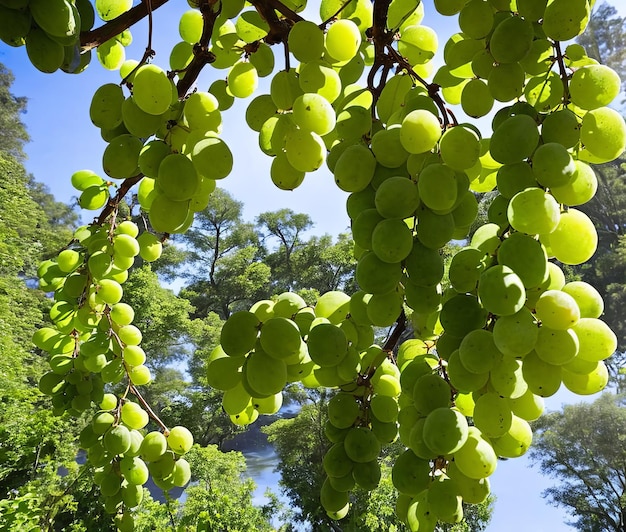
[
  {"x1": 34, "y1": 216, "x2": 192, "y2": 529},
  {"x1": 0, "y1": 0, "x2": 139, "y2": 73}
]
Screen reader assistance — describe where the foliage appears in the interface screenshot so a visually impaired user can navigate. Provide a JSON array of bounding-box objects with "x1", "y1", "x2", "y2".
[{"x1": 529, "y1": 393, "x2": 626, "y2": 532}]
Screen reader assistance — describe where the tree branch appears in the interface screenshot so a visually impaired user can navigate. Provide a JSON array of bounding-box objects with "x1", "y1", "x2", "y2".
[{"x1": 80, "y1": 0, "x2": 171, "y2": 51}]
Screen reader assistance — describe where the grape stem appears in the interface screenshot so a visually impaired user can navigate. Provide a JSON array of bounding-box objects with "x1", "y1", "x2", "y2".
[
  {"x1": 130, "y1": 383, "x2": 170, "y2": 434},
  {"x1": 95, "y1": 174, "x2": 143, "y2": 225},
  {"x1": 553, "y1": 40, "x2": 571, "y2": 104},
  {"x1": 119, "y1": 0, "x2": 158, "y2": 85},
  {"x1": 79, "y1": 0, "x2": 171, "y2": 51},
  {"x1": 176, "y1": 0, "x2": 221, "y2": 98}
]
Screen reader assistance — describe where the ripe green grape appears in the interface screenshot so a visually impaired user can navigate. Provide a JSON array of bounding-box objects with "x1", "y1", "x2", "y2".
[
  {"x1": 458, "y1": 0, "x2": 494, "y2": 39},
  {"x1": 285, "y1": 128, "x2": 326, "y2": 172},
  {"x1": 343, "y1": 427, "x2": 381, "y2": 463},
  {"x1": 561, "y1": 281, "x2": 604, "y2": 319},
  {"x1": 488, "y1": 62, "x2": 525, "y2": 102},
  {"x1": 191, "y1": 137, "x2": 234, "y2": 180},
  {"x1": 371, "y1": 127, "x2": 409, "y2": 168},
  {"x1": 270, "y1": 152, "x2": 306, "y2": 190},
  {"x1": 489, "y1": 15, "x2": 534, "y2": 65},
  {"x1": 569, "y1": 64, "x2": 621, "y2": 110},
  {"x1": 522, "y1": 350, "x2": 562, "y2": 397},
  {"x1": 167, "y1": 425, "x2": 194, "y2": 455},
  {"x1": 580, "y1": 106, "x2": 626, "y2": 163},
  {"x1": 179, "y1": 9, "x2": 202, "y2": 44},
  {"x1": 418, "y1": 164, "x2": 459, "y2": 212},
  {"x1": 493, "y1": 307, "x2": 538, "y2": 357},
  {"x1": 298, "y1": 62, "x2": 341, "y2": 103},
  {"x1": 227, "y1": 61, "x2": 258, "y2": 99},
  {"x1": 423, "y1": 407, "x2": 469, "y2": 455},
  {"x1": 404, "y1": 240, "x2": 444, "y2": 287},
  {"x1": 534, "y1": 326, "x2": 579, "y2": 365},
  {"x1": 454, "y1": 427, "x2": 498, "y2": 479},
  {"x1": 259, "y1": 317, "x2": 301, "y2": 359},
  {"x1": 356, "y1": 251, "x2": 402, "y2": 294},
  {"x1": 157, "y1": 153, "x2": 199, "y2": 201},
  {"x1": 184, "y1": 91, "x2": 221, "y2": 131},
  {"x1": 220, "y1": 311, "x2": 260, "y2": 357},
  {"x1": 102, "y1": 134, "x2": 143, "y2": 179},
  {"x1": 288, "y1": 20, "x2": 324, "y2": 62},
  {"x1": 550, "y1": 160, "x2": 597, "y2": 206},
  {"x1": 544, "y1": 208, "x2": 597, "y2": 265},
  {"x1": 292, "y1": 93, "x2": 336, "y2": 135},
  {"x1": 496, "y1": 232, "x2": 548, "y2": 289},
  {"x1": 532, "y1": 143, "x2": 576, "y2": 189},
  {"x1": 478, "y1": 265, "x2": 526, "y2": 316},
  {"x1": 507, "y1": 188, "x2": 560, "y2": 235},
  {"x1": 333, "y1": 144, "x2": 376, "y2": 192},
  {"x1": 90, "y1": 83, "x2": 124, "y2": 129},
  {"x1": 573, "y1": 318, "x2": 618, "y2": 362},
  {"x1": 490, "y1": 114, "x2": 539, "y2": 165},
  {"x1": 95, "y1": 0, "x2": 132, "y2": 21},
  {"x1": 540, "y1": 108, "x2": 581, "y2": 149},
  {"x1": 325, "y1": 19, "x2": 361, "y2": 62},
  {"x1": 459, "y1": 329, "x2": 500, "y2": 374},
  {"x1": 399, "y1": 109, "x2": 441, "y2": 154},
  {"x1": 374, "y1": 176, "x2": 420, "y2": 219},
  {"x1": 398, "y1": 24, "x2": 438, "y2": 66},
  {"x1": 132, "y1": 64, "x2": 173, "y2": 116},
  {"x1": 307, "y1": 323, "x2": 348, "y2": 367},
  {"x1": 327, "y1": 393, "x2": 360, "y2": 429},
  {"x1": 542, "y1": 0, "x2": 590, "y2": 42}
]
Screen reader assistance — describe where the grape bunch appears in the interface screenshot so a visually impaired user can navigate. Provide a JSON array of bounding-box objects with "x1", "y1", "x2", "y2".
[
  {"x1": 0, "y1": 0, "x2": 140, "y2": 73},
  {"x1": 21, "y1": 0, "x2": 626, "y2": 529},
  {"x1": 34, "y1": 214, "x2": 193, "y2": 529}
]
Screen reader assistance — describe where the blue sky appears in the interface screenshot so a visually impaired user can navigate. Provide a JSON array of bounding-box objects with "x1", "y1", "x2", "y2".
[{"x1": 1, "y1": 1, "x2": 624, "y2": 530}]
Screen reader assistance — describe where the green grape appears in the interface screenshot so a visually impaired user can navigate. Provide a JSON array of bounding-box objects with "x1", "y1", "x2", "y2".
[
  {"x1": 562, "y1": 360, "x2": 609, "y2": 395},
  {"x1": 307, "y1": 323, "x2": 348, "y2": 367},
  {"x1": 325, "y1": 19, "x2": 361, "y2": 62},
  {"x1": 292, "y1": 93, "x2": 336, "y2": 135},
  {"x1": 90, "y1": 83, "x2": 124, "y2": 129},
  {"x1": 95, "y1": 0, "x2": 132, "y2": 21},
  {"x1": 493, "y1": 307, "x2": 538, "y2": 357},
  {"x1": 220, "y1": 311, "x2": 260, "y2": 357},
  {"x1": 418, "y1": 164, "x2": 459, "y2": 212},
  {"x1": 104, "y1": 424, "x2": 132, "y2": 455},
  {"x1": 489, "y1": 114, "x2": 539, "y2": 164},
  {"x1": 519, "y1": 38, "x2": 553, "y2": 76},
  {"x1": 352, "y1": 459, "x2": 382, "y2": 491},
  {"x1": 494, "y1": 163, "x2": 535, "y2": 200},
  {"x1": 285, "y1": 128, "x2": 326, "y2": 172},
  {"x1": 137, "y1": 140, "x2": 170, "y2": 179},
  {"x1": 573, "y1": 318, "x2": 617, "y2": 362},
  {"x1": 535, "y1": 289, "x2": 580, "y2": 330},
  {"x1": 561, "y1": 281, "x2": 604, "y2": 319},
  {"x1": 113, "y1": 233, "x2": 139, "y2": 259},
  {"x1": 392, "y1": 449, "x2": 431, "y2": 496},
  {"x1": 534, "y1": 326, "x2": 579, "y2": 365},
  {"x1": 156, "y1": 153, "x2": 199, "y2": 201},
  {"x1": 550, "y1": 160, "x2": 597, "y2": 206},
  {"x1": 315, "y1": 291, "x2": 351, "y2": 324},
  {"x1": 121, "y1": 96, "x2": 164, "y2": 138},
  {"x1": 490, "y1": 355, "x2": 528, "y2": 399},
  {"x1": 489, "y1": 15, "x2": 534, "y2": 64},
  {"x1": 404, "y1": 281, "x2": 441, "y2": 314},
  {"x1": 445, "y1": 37, "x2": 484, "y2": 79},
  {"x1": 335, "y1": 106, "x2": 372, "y2": 141},
  {"x1": 327, "y1": 393, "x2": 360, "y2": 429},
  {"x1": 170, "y1": 41, "x2": 193, "y2": 73},
  {"x1": 447, "y1": 349, "x2": 489, "y2": 392},
  {"x1": 270, "y1": 151, "x2": 306, "y2": 190},
  {"x1": 235, "y1": 10, "x2": 269, "y2": 43},
  {"x1": 461, "y1": 79, "x2": 494, "y2": 118},
  {"x1": 508, "y1": 387, "x2": 544, "y2": 421},
  {"x1": 404, "y1": 240, "x2": 444, "y2": 287},
  {"x1": 0, "y1": 5, "x2": 31, "y2": 47},
  {"x1": 580, "y1": 106, "x2": 626, "y2": 163},
  {"x1": 434, "y1": 0, "x2": 468, "y2": 15},
  {"x1": 136, "y1": 231, "x2": 162, "y2": 262},
  {"x1": 517, "y1": 0, "x2": 547, "y2": 20},
  {"x1": 413, "y1": 373, "x2": 450, "y2": 415},
  {"x1": 191, "y1": 137, "x2": 233, "y2": 180},
  {"x1": 416, "y1": 206, "x2": 455, "y2": 249},
  {"x1": 446, "y1": 461, "x2": 490, "y2": 504},
  {"x1": 343, "y1": 427, "x2": 381, "y2": 463},
  {"x1": 376, "y1": 74, "x2": 413, "y2": 124},
  {"x1": 542, "y1": 0, "x2": 590, "y2": 41},
  {"x1": 458, "y1": 0, "x2": 494, "y2": 39},
  {"x1": 209, "y1": 79, "x2": 235, "y2": 110},
  {"x1": 259, "y1": 317, "x2": 301, "y2": 359},
  {"x1": 273, "y1": 292, "x2": 307, "y2": 317},
  {"x1": 399, "y1": 109, "x2": 441, "y2": 154},
  {"x1": 26, "y1": 27, "x2": 65, "y2": 73},
  {"x1": 245, "y1": 95, "x2": 277, "y2": 132},
  {"x1": 367, "y1": 288, "x2": 404, "y2": 326},
  {"x1": 454, "y1": 427, "x2": 498, "y2": 479},
  {"x1": 167, "y1": 426, "x2": 194, "y2": 455},
  {"x1": 222, "y1": 381, "x2": 252, "y2": 414},
  {"x1": 179, "y1": 9, "x2": 203, "y2": 44},
  {"x1": 71, "y1": 170, "x2": 104, "y2": 192},
  {"x1": 120, "y1": 456, "x2": 149, "y2": 486},
  {"x1": 570, "y1": 64, "x2": 621, "y2": 110},
  {"x1": 333, "y1": 144, "x2": 376, "y2": 192},
  {"x1": 288, "y1": 20, "x2": 324, "y2": 62},
  {"x1": 488, "y1": 62, "x2": 525, "y2": 102},
  {"x1": 544, "y1": 208, "x2": 597, "y2": 265},
  {"x1": 491, "y1": 415, "x2": 533, "y2": 458},
  {"x1": 532, "y1": 143, "x2": 576, "y2": 189},
  {"x1": 522, "y1": 350, "x2": 562, "y2": 396},
  {"x1": 355, "y1": 251, "x2": 402, "y2": 294},
  {"x1": 97, "y1": 37, "x2": 126, "y2": 70},
  {"x1": 132, "y1": 64, "x2": 173, "y2": 116},
  {"x1": 428, "y1": 476, "x2": 463, "y2": 524},
  {"x1": 478, "y1": 264, "x2": 526, "y2": 316},
  {"x1": 298, "y1": 62, "x2": 341, "y2": 103},
  {"x1": 253, "y1": 392, "x2": 283, "y2": 415},
  {"x1": 102, "y1": 134, "x2": 142, "y2": 179},
  {"x1": 423, "y1": 407, "x2": 469, "y2": 455},
  {"x1": 227, "y1": 61, "x2": 258, "y2": 99},
  {"x1": 459, "y1": 329, "x2": 500, "y2": 374},
  {"x1": 448, "y1": 246, "x2": 485, "y2": 293},
  {"x1": 184, "y1": 91, "x2": 221, "y2": 131},
  {"x1": 371, "y1": 127, "x2": 409, "y2": 168},
  {"x1": 440, "y1": 127, "x2": 481, "y2": 171},
  {"x1": 129, "y1": 364, "x2": 151, "y2": 385},
  {"x1": 320, "y1": 478, "x2": 350, "y2": 513},
  {"x1": 497, "y1": 232, "x2": 548, "y2": 289},
  {"x1": 398, "y1": 24, "x2": 438, "y2": 66},
  {"x1": 374, "y1": 176, "x2": 419, "y2": 219},
  {"x1": 507, "y1": 188, "x2": 560, "y2": 235},
  {"x1": 123, "y1": 345, "x2": 146, "y2": 366},
  {"x1": 440, "y1": 294, "x2": 487, "y2": 337}
]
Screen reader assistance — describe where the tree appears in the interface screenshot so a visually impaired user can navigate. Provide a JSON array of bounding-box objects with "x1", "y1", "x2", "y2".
[
  {"x1": 529, "y1": 393, "x2": 626, "y2": 532},
  {"x1": 3, "y1": 1, "x2": 625, "y2": 531}
]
